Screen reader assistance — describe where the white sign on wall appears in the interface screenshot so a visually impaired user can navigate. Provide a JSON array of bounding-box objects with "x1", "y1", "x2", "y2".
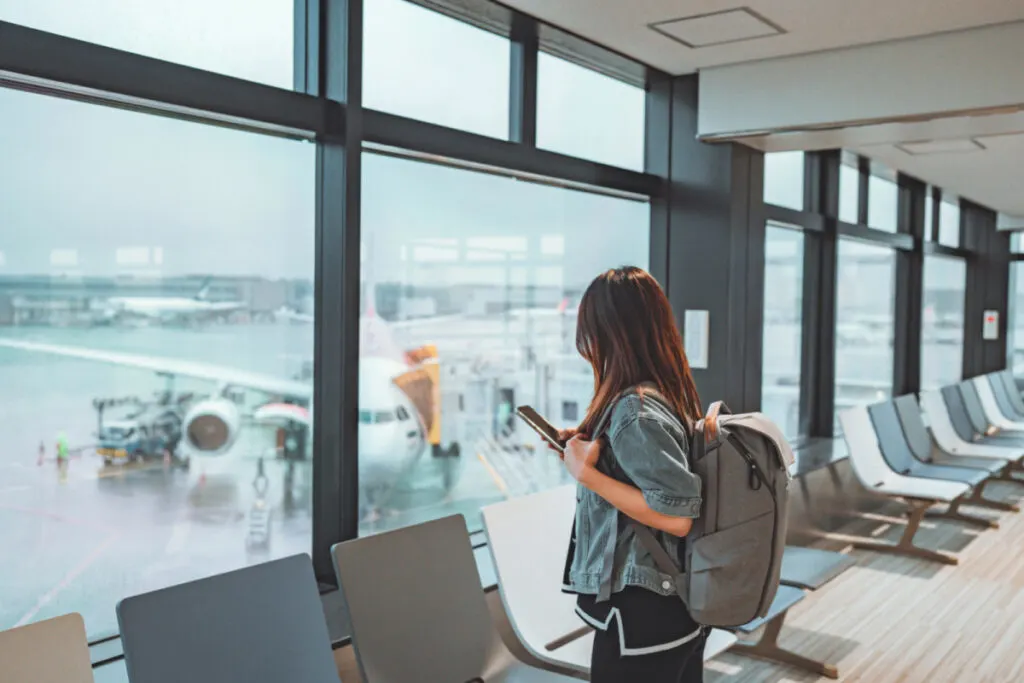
[
  {"x1": 684, "y1": 310, "x2": 710, "y2": 369},
  {"x1": 983, "y1": 310, "x2": 1000, "y2": 341}
]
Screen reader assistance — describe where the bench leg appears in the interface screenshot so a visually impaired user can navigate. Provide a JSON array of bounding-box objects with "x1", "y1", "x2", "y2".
[
  {"x1": 852, "y1": 499, "x2": 959, "y2": 565},
  {"x1": 957, "y1": 480, "x2": 1020, "y2": 512},
  {"x1": 996, "y1": 468, "x2": 1024, "y2": 485},
  {"x1": 731, "y1": 612, "x2": 839, "y2": 680},
  {"x1": 927, "y1": 498, "x2": 1000, "y2": 528}
]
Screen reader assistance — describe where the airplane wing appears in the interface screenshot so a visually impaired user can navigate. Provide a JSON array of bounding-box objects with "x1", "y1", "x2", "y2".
[{"x1": 0, "y1": 338, "x2": 311, "y2": 400}]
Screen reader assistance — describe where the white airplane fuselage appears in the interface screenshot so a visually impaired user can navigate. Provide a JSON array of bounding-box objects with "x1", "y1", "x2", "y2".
[{"x1": 109, "y1": 297, "x2": 242, "y2": 318}]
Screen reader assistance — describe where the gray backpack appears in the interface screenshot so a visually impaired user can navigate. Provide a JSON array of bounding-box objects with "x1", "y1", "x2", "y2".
[{"x1": 599, "y1": 396, "x2": 794, "y2": 628}]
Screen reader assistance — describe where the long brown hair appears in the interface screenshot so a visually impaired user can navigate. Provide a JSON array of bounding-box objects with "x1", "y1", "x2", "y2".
[{"x1": 576, "y1": 266, "x2": 702, "y2": 435}]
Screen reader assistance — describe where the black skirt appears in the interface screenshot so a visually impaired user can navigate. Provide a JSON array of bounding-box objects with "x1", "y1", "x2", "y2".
[{"x1": 575, "y1": 587, "x2": 702, "y2": 656}]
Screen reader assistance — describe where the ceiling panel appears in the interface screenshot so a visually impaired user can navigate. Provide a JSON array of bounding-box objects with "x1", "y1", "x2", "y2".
[
  {"x1": 499, "y1": 0, "x2": 1024, "y2": 74},
  {"x1": 856, "y1": 132, "x2": 1024, "y2": 216}
]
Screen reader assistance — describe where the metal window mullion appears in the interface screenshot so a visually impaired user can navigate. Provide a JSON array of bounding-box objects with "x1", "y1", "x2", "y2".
[
  {"x1": 312, "y1": 0, "x2": 362, "y2": 584},
  {"x1": 508, "y1": 13, "x2": 538, "y2": 146}
]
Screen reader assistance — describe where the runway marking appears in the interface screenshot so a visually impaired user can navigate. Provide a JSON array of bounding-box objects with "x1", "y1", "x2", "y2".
[
  {"x1": 476, "y1": 452, "x2": 509, "y2": 496},
  {"x1": 15, "y1": 533, "x2": 119, "y2": 628},
  {"x1": 0, "y1": 485, "x2": 30, "y2": 495}
]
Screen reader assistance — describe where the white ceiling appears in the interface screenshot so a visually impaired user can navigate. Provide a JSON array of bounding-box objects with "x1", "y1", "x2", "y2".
[
  {"x1": 856, "y1": 132, "x2": 1024, "y2": 216},
  {"x1": 501, "y1": 0, "x2": 1024, "y2": 75},
  {"x1": 497, "y1": 0, "x2": 1024, "y2": 216}
]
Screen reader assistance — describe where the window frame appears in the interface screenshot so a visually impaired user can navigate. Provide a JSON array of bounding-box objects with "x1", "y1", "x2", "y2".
[{"x1": 0, "y1": 0, "x2": 660, "y2": 652}]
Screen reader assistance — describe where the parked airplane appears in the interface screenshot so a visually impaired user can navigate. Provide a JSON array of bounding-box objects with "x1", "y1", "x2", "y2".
[
  {"x1": 0, "y1": 314, "x2": 450, "y2": 515},
  {"x1": 103, "y1": 280, "x2": 243, "y2": 323}
]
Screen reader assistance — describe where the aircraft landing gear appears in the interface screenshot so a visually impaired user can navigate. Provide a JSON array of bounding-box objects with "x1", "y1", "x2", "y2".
[
  {"x1": 246, "y1": 457, "x2": 272, "y2": 553},
  {"x1": 431, "y1": 442, "x2": 462, "y2": 495}
]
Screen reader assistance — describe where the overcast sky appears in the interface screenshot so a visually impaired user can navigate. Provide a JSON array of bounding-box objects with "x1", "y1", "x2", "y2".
[
  {"x1": 0, "y1": 0, "x2": 649, "y2": 288},
  {"x1": 0, "y1": 0, "x2": 939, "y2": 299}
]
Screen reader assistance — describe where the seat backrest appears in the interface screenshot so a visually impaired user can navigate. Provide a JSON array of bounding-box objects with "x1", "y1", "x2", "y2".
[
  {"x1": 998, "y1": 371, "x2": 1024, "y2": 414},
  {"x1": 838, "y1": 406, "x2": 893, "y2": 490},
  {"x1": 0, "y1": 614, "x2": 93, "y2": 683},
  {"x1": 332, "y1": 515, "x2": 494, "y2": 683},
  {"x1": 868, "y1": 401, "x2": 919, "y2": 474},
  {"x1": 481, "y1": 485, "x2": 580, "y2": 657},
  {"x1": 117, "y1": 555, "x2": 338, "y2": 683},
  {"x1": 941, "y1": 385, "x2": 978, "y2": 441},
  {"x1": 988, "y1": 373, "x2": 1022, "y2": 420},
  {"x1": 893, "y1": 394, "x2": 935, "y2": 461},
  {"x1": 959, "y1": 381, "x2": 992, "y2": 434}
]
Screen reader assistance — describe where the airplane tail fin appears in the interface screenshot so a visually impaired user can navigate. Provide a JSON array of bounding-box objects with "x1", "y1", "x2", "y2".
[
  {"x1": 393, "y1": 348, "x2": 440, "y2": 446},
  {"x1": 194, "y1": 278, "x2": 213, "y2": 301}
]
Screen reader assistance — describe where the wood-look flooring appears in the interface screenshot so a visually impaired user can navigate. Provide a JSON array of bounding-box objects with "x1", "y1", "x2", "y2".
[
  {"x1": 331, "y1": 480, "x2": 1024, "y2": 683},
  {"x1": 707, "y1": 480, "x2": 1024, "y2": 683}
]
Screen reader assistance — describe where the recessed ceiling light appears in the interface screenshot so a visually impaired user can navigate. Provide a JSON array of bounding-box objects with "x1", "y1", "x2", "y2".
[
  {"x1": 896, "y1": 138, "x2": 986, "y2": 155},
  {"x1": 650, "y1": 8, "x2": 785, "y2": 49}
]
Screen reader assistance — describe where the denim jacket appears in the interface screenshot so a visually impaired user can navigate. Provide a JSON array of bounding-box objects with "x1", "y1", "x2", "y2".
[{"x1": 564, "y1": 387, "x2": 702, "y2": 599}]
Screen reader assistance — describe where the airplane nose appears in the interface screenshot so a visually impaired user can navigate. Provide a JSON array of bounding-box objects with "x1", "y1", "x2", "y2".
[{"x1": 358, "y1": 424, "x2": 407, "y2": 478}]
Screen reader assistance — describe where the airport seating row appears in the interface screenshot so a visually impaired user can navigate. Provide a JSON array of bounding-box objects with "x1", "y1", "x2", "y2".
[
  {"x1": 0, "y1": 509, "x2": 855, "y2": 682},
  {"x1": 838, "y1": 369, "x2": 1024, "y2": 565},
  {"x1": 8, "y1": 369, "x2": 1024, "y2": 682}
]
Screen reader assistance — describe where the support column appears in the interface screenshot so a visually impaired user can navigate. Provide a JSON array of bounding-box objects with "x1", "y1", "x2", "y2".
[
  {"x1": 663, "y1": 74, "x2": 765, "y2": 412},
  {"x1": 964, "y1": 202, "x2": 1011, "y2": 377}
]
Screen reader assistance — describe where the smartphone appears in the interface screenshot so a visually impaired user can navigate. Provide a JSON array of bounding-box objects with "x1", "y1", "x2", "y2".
[{"x1": 515, "y1": 405, "x2": 566, "y2": 453}]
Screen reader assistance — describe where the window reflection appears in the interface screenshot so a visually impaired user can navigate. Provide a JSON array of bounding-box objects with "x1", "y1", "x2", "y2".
[
  {"x1": 363, "y1": 0, "x2": 510, "y2": 138},
  {"x1": 358, "y1": 152, "x2": 650, "y2": 534},
  {"x1": 938, "y1": 198, "x2": 961, "y2": 247},
  {"x1": 0, "y1": 87, "x2": 315, "y2": 635},
  {"x1": 0, "y1": 0, "x2": 295, "y2": 87},
  {"x1": 1009, "y1": 263, "x2": 1024, "y2": 373},
  {"x1": 834, "y1": 239, "x2": 896, "y2": 431},
  {"x1": 838, "y1": 160, "x2": 860, "y2": 224},
  {"x1": 761, "y1": 223, "x2": 804, "y2": 438},
  {"x1": 536, "y1": 52, "x2": 646, "y2": 170},
  {"x1": 763, "y1": 152, "x2": 805, "y2": 211},
  {"x1": 921, "y1": 256, "x2": 965, "y2": 389},
  {"x1": 867, "y1": 174, "x2": 898, "y2": 233}
]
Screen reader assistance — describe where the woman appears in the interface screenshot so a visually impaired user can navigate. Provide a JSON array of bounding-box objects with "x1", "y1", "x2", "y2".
[{"x1": 559, "y1": 266, "x2": 706, "y2": 683}]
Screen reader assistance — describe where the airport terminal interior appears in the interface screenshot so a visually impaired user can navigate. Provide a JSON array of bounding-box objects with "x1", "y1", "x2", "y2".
[{"x1": 4, "y1": 1, "x2": 1024, "y2": 681}]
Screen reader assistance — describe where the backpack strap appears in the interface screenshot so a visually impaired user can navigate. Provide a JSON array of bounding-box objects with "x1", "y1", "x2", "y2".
[
  {"x1": 592, "y1": 387, "x2": 691, "y2": 602},
  {"x1": 631, "y1": 524, "x2": 685, "y2": 585}
]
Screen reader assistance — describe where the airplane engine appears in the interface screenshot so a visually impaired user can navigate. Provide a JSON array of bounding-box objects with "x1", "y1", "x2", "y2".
[{"x1": 182, "y1": 398, "x2": 241, "y2": 456}]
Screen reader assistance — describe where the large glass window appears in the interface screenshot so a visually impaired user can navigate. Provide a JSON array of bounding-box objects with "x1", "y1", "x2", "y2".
[
  {"x1": 924, "y1": 188, "x2": 935, "y2": 240},
  {"x1": 938, "y1": 197, "x2": 961, "y2": 247},
  {"x1": 536, "y1": 53, "x2": 646, "y2": 170},
  {"x1": 838, "y1": 159, "x2": 860, "y2": 224},
  {"x1": 359, "y1": 152, "x2": 650, "y2": 534},
  {"x1": 921, "y1": 256, "x2": 965, "y2": 389},
  {"x1": 1010, "y1": 263, "x2": 1024, "y2": 373},
  {"x1": 363, "y1": 0, "x2": 510, "y2": 138},
  {"x1": 761, "y1": 224, "x2": 804, "y2": 438},
  {"x1": 0, "y1": 0, "x2": 295, "y2": 88},
  {"x1": 834, "y1": 239, "x2": 896, "y2": 429},
  {"x1": 867, "y1": 173, "x2": 898, "y2": 233},
  {"x1": 0, "y1": 88, "x2": 315, "y2": 636},
  {"x1": 763, "y1": 152, "x2": 805, "y2": 211}
]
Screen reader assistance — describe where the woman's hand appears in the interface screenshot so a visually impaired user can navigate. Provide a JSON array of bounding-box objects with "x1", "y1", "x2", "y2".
[
  {"x1": 552, "y1": 427, "x2": 579, "y2": 453},
  {"x1": 563, "y1": 435, "x2": 602, "y2": 486}
]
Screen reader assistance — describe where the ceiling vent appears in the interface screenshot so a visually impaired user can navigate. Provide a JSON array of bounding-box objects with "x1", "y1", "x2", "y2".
[
  {"x1": 896, "y1": 138, "x2": 986, "y2": 155},
  {"x1": 650, "y1": 8, "x2": 785, "y2": 49}
]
